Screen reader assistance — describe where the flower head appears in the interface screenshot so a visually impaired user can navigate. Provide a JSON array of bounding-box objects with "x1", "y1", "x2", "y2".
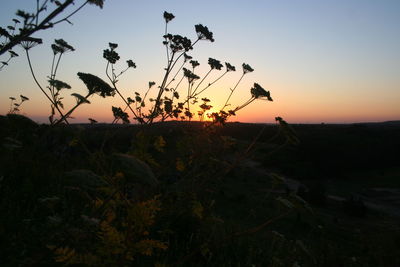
[
  {"x1": 250, "y1": 83, "x2": 272, "y2": 101},
  {"x1": 53, "y1": 39, "x2": 75, "y2": 53},
  {"x1": 195, "y1": 24, "x2": 214, "y2": 42},
  {"x1": 225, "y1": 62, "x2": 236, "y2": 72},
  {"x1": 168, "y1": 34, "x2": 192, "y2": 52},
  {"x1": 208, "y1": 57, "x2": 223, "y2": 70},
  {"x1": 127, "y1": 59, "x2": 136, "y2": 68},
  {"x1": 183, "y1": 67, "x2": 200, "y2": 83},
  {"x1": 77, "y1": 72, "x2": 115, "y2": 97},
  {"x1": 190, "y1": 60, "x2": 200, "y2": 69},
  {"x1": 48, "y1": 79, "x2": 71, "y2": 90},
  {"x1": 242, "y1": 63, "x2": 254, "y2": 74},
  {"x1": 103, "y1": 49, "x2": 120, "y2": 64},
  {"x1": 20, "y1": 37, "x2": 42, "y2": 50},
  {"x1": 163, "y1": 11, "x2": 175, "y2": 23}
]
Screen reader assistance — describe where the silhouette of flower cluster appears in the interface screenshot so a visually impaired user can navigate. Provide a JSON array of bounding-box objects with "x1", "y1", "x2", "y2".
[
  {"x1": 250, "y1": 83, "x2": 273, "y2": 101},
  {"x1": 20, "y1": 37, "x2": 42, "y2": 50},
  {"x1": 48, "y1": 79, "x2": 71, "y2": 90},
  {"x1": 163, "y1": 11, "x2": 175, "y2": 23},
  {"x1": 195, "y1": 24, "x2": 214, "y2": 42},
  {"x1": 242, "y1": 63, "x2": 254, "y2": 74},
  {"x1": 112, "y1": 106, "x2": 129, "y2": 124},
  {"x1": 87, "y1": 0, "x2": 104, "y2": 9},
  {"x1": 183, "y1": 67, "x2": 200, "y2": 83},
  {"x1": 51, "y1": 39, "x2": 75, "y2": 54},
  {"x1": 183, "y1": 53, "x2": 192, "y2": 62},
  {"x1": 164, "y1": 34, "x2": 192, "y2": 52},
  {"x1": 77, "y1": 72, "x2": 115, "y2": 97},
  {"x1": 126, "y1": 59, "x2": 136, "y2": 68},
  {"x1": 190, "y1": 60, "x2": 200, "y2": 69},
  {"x1": 103, "y1": 43, "x2": 120, "y2": 64},
  {"x1": 225, "y1": 62, "x2": 236, "y2": 72},
  {"x1": 208, "y1": 57, "x2": 223, "y2": 70}
]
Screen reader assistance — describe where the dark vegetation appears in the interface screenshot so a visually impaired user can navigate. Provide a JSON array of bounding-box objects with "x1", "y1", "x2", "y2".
[
  {"x1": 1, "y1": 1, "x2": 400, "y2": 266},
  {"x1": 1, "y1": 115, "x2": 400, "y2": 266}
]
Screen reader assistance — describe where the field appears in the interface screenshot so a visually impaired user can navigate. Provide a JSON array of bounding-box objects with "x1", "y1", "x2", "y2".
[{"x1": 1, "y1": 114, "x2": 400, "y2": 266}]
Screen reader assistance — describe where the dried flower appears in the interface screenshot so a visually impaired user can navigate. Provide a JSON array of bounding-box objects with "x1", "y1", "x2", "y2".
[
  {"x1": 112, "y1": 106, "x2": 129, "y2": 124},
  {"x1": 163, "y1": 11, "x2": 175, "y2": 23},
  {"x1": 225, "y1": 62, "x2": 236, "y2": 72},
  {"x1": 208, "y1": 58, "x2": 223, "y2": 70},
  {"x1": 169, "y1": 34, "x2": 192, "y2": 52},
  {"x1": 127, "y1": 59, "x2": 136, "y2": 68},
  {"x1": 250, "y1": 83, "x2": 272, "y2": 100},
  {"x1": 48, "y1": 79, "x2": 71, "y2": 90},
  {"x1": 53, "y1": 39, "x2": 75, "y2": 53},
  {"x1": 242, "y1": 63, "x2": 254, "y2": 74},
  {"x1": 20, "y1": 37, "x2": 42, "y2": 50},
  {"x1": 103, "y1": 49, "x2": 120, "y2": 64},
  {"x1": 184, "y1": 53, "x2": 192, "y2": 62},
  {"x1": 195, "y1": 24, "x2": 214, "y2": 42},
  {"x1": 109, "y1": 42, "x2": 118, "y2": 50},
  {"x1": 77, "y1": 72, "x2": 115, "y2": 97},
  {"x1": 190, "y1": 60, "x2": 200, "y2": 69},
  {"x1": 183, "y1": 68, "x2": 200, "y2": 83}
]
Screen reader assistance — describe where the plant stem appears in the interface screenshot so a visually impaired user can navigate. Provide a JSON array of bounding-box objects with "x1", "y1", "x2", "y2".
[
  {"x1": 221, "y1": 73, "x2": 245, "y2": 111},
  {"x1": 26, "y1": 49, "x2": 69, "y2": 124}
]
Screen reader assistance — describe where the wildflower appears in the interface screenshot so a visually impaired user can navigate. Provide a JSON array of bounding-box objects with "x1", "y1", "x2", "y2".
[
  {"x1": 12, "y1": 19, "x2": 20, "y2": 24},
  {"x1": 112, "y1": 106, "x2": 129, "y2": 124},
  {"x1": 9, "y1": 97, "x2": 16, "y2": 101},
  {"x1": 225, "y1": 62, "x2": 236, "y2": 72},
  {"x1": 250, "y1": 83, "x2": 272, "y2": 101},
  {"x1": 190, "y1": 60, "x2": 200, "y2": 69},
  {"x1": 127, "y1": 59, "x2": 136, "y2": 68},
  {"x1": 183, "y1": 68, "x2": 200, "y2": 83},
  {"x1": 54, "y1": 39, "x2": 75, "y2": 53},
  {"x1": 163, "y1": 11, "x2": 175, "y2": 23},
  {"x1": 242, "y1": 63, "x2": 254, "y2": 74},
  {"x1": 169, "y1": 34, "x2": 192, "y2": 52},
  {"x1": 208, "y1": 57, "x2": 223, "y2": 70},
  {"x1": 195, "y1": 24, "x2": 214, "y2": 42},
  {"x1": 103, "y1": 49, "x2": 120, "y2": 64},
  {"x1": 48, "y1": 79, "x2": 71, "y2": 90},
  {"x1": 183, "y1": 53, "x2": 192, "y2": 62},
  {"x1": 109, "y1": 42, "x2": 118, "y2": 50},
  {"x1": 20, "y1": 37, "x2": 42, "y2": 50},
  {"x1": 77, "y1": 72, "x2": 115, "y2": 97},
  {"x1": 149, "y1": 81, "x2": 156, "y2": 88}
]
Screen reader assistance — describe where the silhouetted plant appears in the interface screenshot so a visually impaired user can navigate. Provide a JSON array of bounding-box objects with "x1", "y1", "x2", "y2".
[
  {"x1": 0, "y1": 0, "x2": 104, "y2": 70},
  {"x1": 95, "y1": 11, "x2": 274, "y2": 126},
  {"x1": 8, "y1": 94, "x2": 29, "y2": 114}
]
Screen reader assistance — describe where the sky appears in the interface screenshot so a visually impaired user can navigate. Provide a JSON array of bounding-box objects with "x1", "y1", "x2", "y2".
[{"x1": 1, "y1": 0, "x2": 399, "y2": 124}]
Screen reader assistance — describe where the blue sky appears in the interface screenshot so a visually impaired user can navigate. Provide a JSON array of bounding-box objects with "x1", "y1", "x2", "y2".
[{"x1": 1, "y1": 0, "x2": 399, "y2": 123}]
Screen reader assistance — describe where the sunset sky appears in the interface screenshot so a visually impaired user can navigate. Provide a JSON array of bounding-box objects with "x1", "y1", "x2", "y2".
[{"x1": 1, "y1": 0, "x2": 399, "y2": 124}]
